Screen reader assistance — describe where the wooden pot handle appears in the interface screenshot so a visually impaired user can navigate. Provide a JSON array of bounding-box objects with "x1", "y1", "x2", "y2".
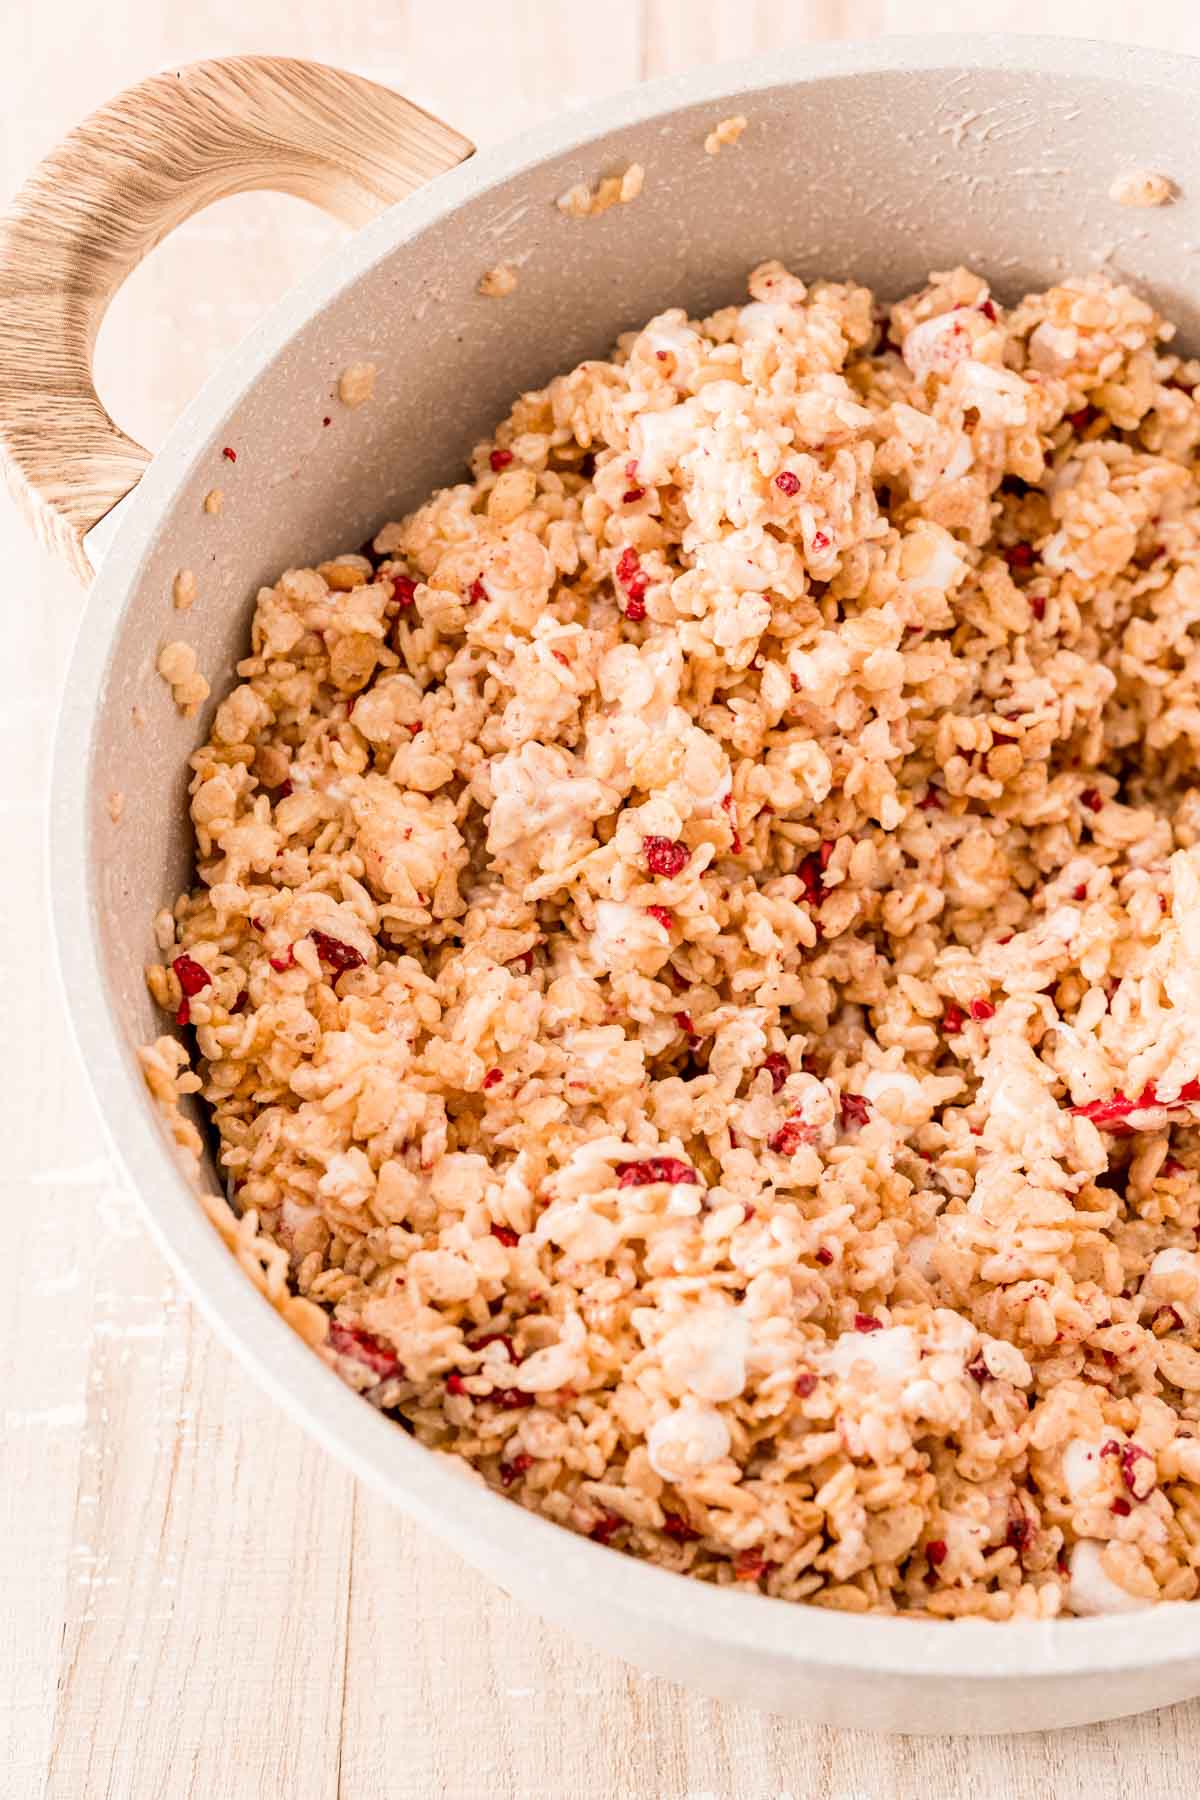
[{"x1": 0, "y1": 56, "x2": 473, "y2": 581}]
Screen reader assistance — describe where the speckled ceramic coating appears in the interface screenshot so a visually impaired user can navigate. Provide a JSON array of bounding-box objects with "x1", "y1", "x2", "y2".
[{"x1": 51, "y1": 37, "x2": 1200, "y2": 1731}]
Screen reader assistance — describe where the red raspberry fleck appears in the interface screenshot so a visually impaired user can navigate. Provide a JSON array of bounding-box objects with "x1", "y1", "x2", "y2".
[
  {"x1": 734, "y1": 1550, "x2": 769, "y2": 1580},
  {"x1": 482, "y1": 1068, "x2": 503, "y2": 1090},
  {"x1": 1111, "y1": 1496, "x2": 1132, "y2": 1516},
  {"x1": 775, "y1": 469, "x2": 801, "y2": 496},
  {"x1": 491, "y1": 1223, "x2": 519, "y2": 1248},
  {"x1": 623, "y1": 594, "x2": 647, "y2": 622},
  {"x1": 269, "y1": 946, "x2": 296, "y2": 973},
  {"x1": 623, "y1": 487, "x2": 646, "y2": 503},
  {"x1": 221, "y1": 446, "x2": 237, "y2": 462},
  {"x1": 1118, "y1": 1442, "x2": 1156, "y2": 1498},
  {"x1": 510, "y1": 950, "x2": 535, "y2": 974},
  {"x1": 966, "y1": 1355, "x2": 991, "y2": 1384},
  {"x1": 499, "y1": 1451, "x2": 534, "y2": 1487},
  {"x1": 175, "y1": 1000, "x2": 190, "y2": 1027},
  {"x1": 840, "y1": 1093, "x2": 870, "y2": 1129},
  {"x1": 662, "y1": 1512, "x2": 701, "y2": 1543},
  {"x1": 854, "y1": 1313, "x2": 883, "y2": 1333},
  {"x1": 762, "y1": 1051, "x2": 790, "y2": 1093},
  {"x1": 1071, "y1": 1083, "x2": 1171, "y2": 1129},
  {"x1": 492, "y1": 1388, "x2": 534, "y2": 1411},
  {"x1": 1005, "y1": 1512, "x2": 1033, "y2": 1555},
  {"x1": 1066, "y1": 405, "x2": 1098, "y2": 433},
  {"x1": 489, "y1": 448, "x2": 513, "y2": 470},
  {"x1": 1081, "y1": 788, "x2": 1103, "y2": 813},
  {"x1": 943, "y1": 1003, "x2": 966, "y2": 1034},
  {"x1": 329, "y1": 1321, "x2": 402, "y2": 1379},
  {"x1": 617, "y1": 1157, "x2": 699, "y2": 1187},
  {"x1": 615, "y1": 547, "x2": 649, "y2": 604},
  {"x1": 275, "y1": 780, "x2": 293, "y2": 800},
  {"x1": 393, "y1": 576, "x2": 417, "y2": 607},
  {"x1": 589, "y1": 1510, "x2": 623, "y2": 1544},
  {"x1": 795, "y1": 1371, "x2": 818, "y2": 1397},
  {"x1": 917, "y1": 787, "x2": 944, "y2": 811},
  {"x1": 815, "y1": 1247, "x2": 834, "y2": 1266},
  {"x1": 468, "y1": 577, "x2": 488, "y2": 604},
  {"x1": 446, "y1": 1374, "x2": 468, "y2": 1396},
  {"x1": 1073, "y1": 883, "x2": 1088, "y2": 901},
  {"x1": 978, "y1": 299, "x2": 998, "y2": 322},
  {"x1": 644, "y1": 835, "x2": 691, "y2": 878},
  {"x1": 798, "y1": 852, "x2": 825, "y2": 907},
  {"x1": 1003, "y1": 542, "x2": 1035, "y2": 570},
  {"x1": 720, "y1": 789, "x2": 744, "y2": 853},
  {"x1": 173, "y1": 954, "x2": 212, "y2": 997},
  {"x1": 322, "y1": 416, "x2": 331, "y2": 427},
  {"x1": 230, "y1": 991, "x2": 248, "y2": 1015},
  {"x1": 646, "y1": 904, "x2": 674, "y2": 932},
  {"x1": 969, "y1": 999, "x2": 995, "y2": 1022},
  {"x1": 769, "y1": 1118, "x2": 814, "y2": 1156},
  {"x1": 674, "y1": 1010, "x2": 698, "y2": 1043},
  {"x1": 309, "y1": 930, "x2": 365, "y2": 974},
  {"x1": 926, "y1": 1538, "x2": 948, "y2": 1566},
  {"x1": 811, "y1": 529, "x2": 831, "y2": 553}
]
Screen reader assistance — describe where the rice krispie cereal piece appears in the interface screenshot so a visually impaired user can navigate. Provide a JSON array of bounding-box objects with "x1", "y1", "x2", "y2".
[
  {"x1": 704, "y1": 115, "x2": 747, "y2": 155},
  {"x1": 556, "y1": 163, "x2": 644, "y2": 218},
  {"x1": 1109, "y1": 170, "x2": 1176, "y2": 208},
  {"x1": 479, "y1": 263, "x2": 519, "y2": 298},
  {"x1": 338, "y1": 362, "x2": 377, "y2": 409},
  {"x1": 157, "y1": 640, "x2": 210, "y2": 715},
  {"x1": 147, "y1": 260, "x2": 1200, "y2": 1618}
]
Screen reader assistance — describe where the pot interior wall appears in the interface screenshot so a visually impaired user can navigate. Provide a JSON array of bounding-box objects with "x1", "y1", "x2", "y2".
[{"x1": 87, "y1": 49, "x2": 1200, "y2": 1188}]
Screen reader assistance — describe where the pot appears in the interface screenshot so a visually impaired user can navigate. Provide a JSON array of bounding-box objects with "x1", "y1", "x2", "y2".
[{"x1": 6, "y1": 38, "x2": 1200, "y2": 1734}]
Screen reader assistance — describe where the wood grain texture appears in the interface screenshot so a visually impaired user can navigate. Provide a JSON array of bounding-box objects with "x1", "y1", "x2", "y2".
[
  {"x1": 0, "y1": 55, "x2": 471, "y2": 582},
  {"x1": 3, "y1": 2, "x2": 1200, "y2": 1796}
]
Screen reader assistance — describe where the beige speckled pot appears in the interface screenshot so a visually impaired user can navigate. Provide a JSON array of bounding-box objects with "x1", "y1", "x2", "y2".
[{"x1": 6, "y1": 38, "x2": 1200, "y2": 1734}]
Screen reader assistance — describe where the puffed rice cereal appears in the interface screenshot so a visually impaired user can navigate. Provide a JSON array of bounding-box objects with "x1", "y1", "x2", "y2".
[{"x1": 147, "y1": 260, "x2": 1200, "y2": 1619}]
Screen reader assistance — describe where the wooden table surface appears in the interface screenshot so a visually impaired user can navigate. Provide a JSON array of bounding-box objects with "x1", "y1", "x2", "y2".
[{"x1": 5, "y1": 2, "x2": 1200, "y2": 1794}]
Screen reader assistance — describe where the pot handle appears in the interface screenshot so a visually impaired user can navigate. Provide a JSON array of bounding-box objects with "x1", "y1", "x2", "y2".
[{"x1": 0, "y1": 56, "x2": 473, "y2": 581}]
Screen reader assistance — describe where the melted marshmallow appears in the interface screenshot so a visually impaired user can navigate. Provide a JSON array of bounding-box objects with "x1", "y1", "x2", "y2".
[
  {"x1": 822, "y1": 1325, "x2": 919, "y2": 1387},
  {"x1": 646, "y1": 1401, "x2": 731, "y2": 1480},
  {"x1": 589, "y1": 900, "x2": 666, "y2": 976},
  {"x1": 861, "y1": 1069, "x2": 925, "y2": 1110},
  {"x1": 658, "y1": 1310, "x2": 750, "y2": 1401},
  {"x1": 1063, "y1": 1437, "x2": 1112, "y2": 1502},
  {"x1": 901, "y1": 309, "x2": 974, "y2": 380},
  {"x1": 1067, "y1": 1541, "x2": 1153, "y2": 1617}
]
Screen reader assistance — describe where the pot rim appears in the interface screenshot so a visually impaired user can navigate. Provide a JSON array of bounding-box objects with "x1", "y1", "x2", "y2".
[{"x1": 53, "y1": 32, "x2": 1200, "y2": 1685}]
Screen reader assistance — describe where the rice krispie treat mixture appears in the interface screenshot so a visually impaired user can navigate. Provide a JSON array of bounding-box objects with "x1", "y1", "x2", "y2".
[{"x1": 146, "y1": 261, "x2": 1200, "y2": 1620}]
